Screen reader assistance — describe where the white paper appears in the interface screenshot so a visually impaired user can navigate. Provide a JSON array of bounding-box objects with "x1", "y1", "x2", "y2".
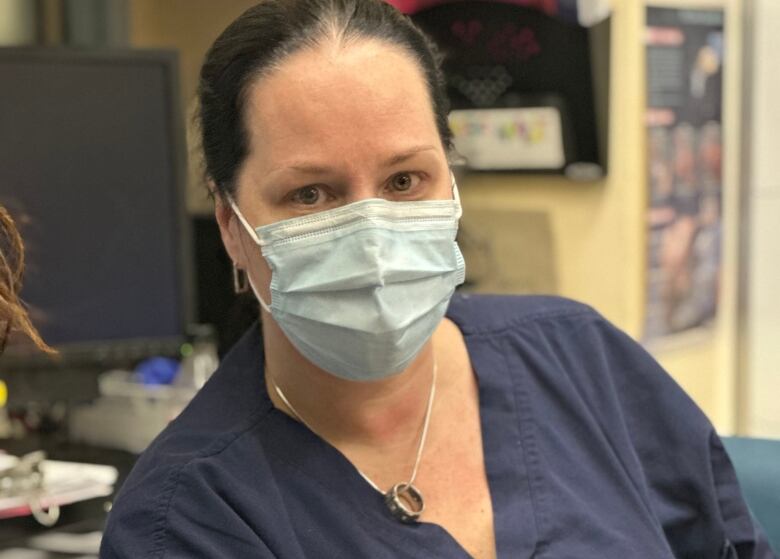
[
  {"x1": 0, "y1": 456, "x2": 117, "y2": 519},
  {"x1": 449, "y1": 107, "x2": 566, "y2": 170}
]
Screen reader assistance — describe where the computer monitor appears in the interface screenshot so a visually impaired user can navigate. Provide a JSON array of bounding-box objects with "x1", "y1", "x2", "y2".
[{"x1": 0, "y1": 48, "x2": 193, "y2": 366}]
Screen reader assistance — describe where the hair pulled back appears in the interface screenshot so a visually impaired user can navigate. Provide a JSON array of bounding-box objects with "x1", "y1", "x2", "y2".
[{"x1": 197, "y1": 0, "x2": 451, "y2": 198}]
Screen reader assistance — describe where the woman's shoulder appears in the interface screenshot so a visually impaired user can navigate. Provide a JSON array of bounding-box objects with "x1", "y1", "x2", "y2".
[
  {"x1": 446, "y1": 293, "x2": 667, "y2": 417},
  {"x1": 446, "y1": 292, "x2": 601, "y2": 336},
  {"x1": 101, "y1": 431, "x2": 278, "y2": 558},
  {"x1": 448, "y1": 295, "x2": 773, "y2": 557},
  {"x1": 101, "y1": 323, "x2": 277, "y2": 555}
]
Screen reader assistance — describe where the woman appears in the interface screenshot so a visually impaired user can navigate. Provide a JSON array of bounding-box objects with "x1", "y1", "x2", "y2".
[{"x1": 101, "y1": 1, "x2": 775, "y2": 557}]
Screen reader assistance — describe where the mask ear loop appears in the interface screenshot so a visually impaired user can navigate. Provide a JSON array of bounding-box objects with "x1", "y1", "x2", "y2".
[
  {"x1": 228, "y1": 198, "x2": 264, "y2": 247},
  {"x1": 227, "y1": 197, "x2": 273, "y2": 314},
  {"x1": 450, "y1": 171, "x2": 463, "y2": 219}
]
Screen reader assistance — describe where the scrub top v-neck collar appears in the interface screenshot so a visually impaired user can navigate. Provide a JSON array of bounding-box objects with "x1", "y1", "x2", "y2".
[{"x1": 257, "y1": 300, "x2": 541, "y2": 558}]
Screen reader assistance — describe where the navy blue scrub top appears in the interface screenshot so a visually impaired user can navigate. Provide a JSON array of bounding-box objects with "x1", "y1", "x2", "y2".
[{"x1": 101, "y1": 295, "x2": 776, "y2": 558}]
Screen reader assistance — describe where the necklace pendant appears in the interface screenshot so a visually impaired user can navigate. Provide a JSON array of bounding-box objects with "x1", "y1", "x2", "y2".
[{"x1": 384, "y1": 483, "x2": 424, "y2": 523}]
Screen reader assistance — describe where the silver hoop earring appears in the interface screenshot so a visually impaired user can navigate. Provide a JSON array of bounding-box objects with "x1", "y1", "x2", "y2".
[{"x1": 233, "y1": 264, "x2": 249, "y2": 294}]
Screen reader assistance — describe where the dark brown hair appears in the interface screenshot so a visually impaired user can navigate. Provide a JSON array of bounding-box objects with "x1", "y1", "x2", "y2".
[
  {"x1": 198, "y1": 0, "x2": 451, "y2": 199},
  {"x1": 0, "y1": 206, "x2": 54, "y2": 354}
]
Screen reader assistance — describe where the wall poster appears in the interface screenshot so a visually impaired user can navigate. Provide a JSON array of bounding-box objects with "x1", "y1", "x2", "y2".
[{"x1": 643, "y1": 7, "x2": 724, "y2": 343}]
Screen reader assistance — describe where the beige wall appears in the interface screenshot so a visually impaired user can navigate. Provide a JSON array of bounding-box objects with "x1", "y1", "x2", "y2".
[
  {"x1": 130, "y1": 0, "x2": 743, "y2": 431},
  {"x1": 0, "y1": 0, "x2": 36, "y2": 45},
  {"x1": 743, "y1": 0, "x2": 780, "y2": 437},
  {"x1": 130, "y1": 0, "x2": 260, "y2": 214}
]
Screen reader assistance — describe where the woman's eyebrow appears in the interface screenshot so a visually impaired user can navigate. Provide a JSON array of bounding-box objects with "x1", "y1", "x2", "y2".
[
  {"x1": 273, "y1": 145, "x2": 438, "y2": 176},
  {"x1": 383, "y1": 145, "x2": 437, "y2": 167},
  {"x1": 287, "y1": 163, "x2": 332, "y2": 175}
]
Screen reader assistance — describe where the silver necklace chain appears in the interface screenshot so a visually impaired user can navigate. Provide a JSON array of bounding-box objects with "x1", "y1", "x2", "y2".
[{"x1": 269, "y1": 361, "x2": 438, "y2": 495}]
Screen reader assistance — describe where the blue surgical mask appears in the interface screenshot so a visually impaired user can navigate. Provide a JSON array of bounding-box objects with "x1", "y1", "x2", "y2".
[{"x1": 230, "y1": 181, "x2": 465, "y2": 382}]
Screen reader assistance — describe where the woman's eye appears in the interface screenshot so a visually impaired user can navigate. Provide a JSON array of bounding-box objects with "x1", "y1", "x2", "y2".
[
  {"x1": 291, "y1": 185, "x2": 321, "y2": 205},
  {"x1": 389, "y1": 172, "x2": 418, "y2": 192}
]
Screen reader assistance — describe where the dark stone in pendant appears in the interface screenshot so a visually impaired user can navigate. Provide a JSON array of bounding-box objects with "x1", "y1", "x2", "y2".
[{"x1": 384, "y1": 483, "x2": 424, "y2": 523}]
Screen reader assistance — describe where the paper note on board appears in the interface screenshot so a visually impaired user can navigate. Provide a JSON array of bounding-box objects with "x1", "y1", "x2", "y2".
[{"x1": 449, "y1": 107, "x2": 565, "y2": 170}]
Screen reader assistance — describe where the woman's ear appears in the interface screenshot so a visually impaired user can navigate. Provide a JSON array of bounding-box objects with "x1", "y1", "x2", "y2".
[{"x1": 213, "y1": 188, "x2": 248, "y2": 270}]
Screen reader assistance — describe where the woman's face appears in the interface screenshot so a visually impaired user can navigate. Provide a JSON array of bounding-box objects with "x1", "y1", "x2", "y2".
[{"x1": 217, "y1": 39, "x2": 451, "y2": 300}]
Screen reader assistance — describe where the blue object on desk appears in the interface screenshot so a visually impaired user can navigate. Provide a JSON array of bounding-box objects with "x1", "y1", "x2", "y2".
[
  {"x1": 135, "y1": 357, "x2": 180, "y2": 386},
  {"x1": 722, "y1": 436, "x2": 780, "y2": 553}
]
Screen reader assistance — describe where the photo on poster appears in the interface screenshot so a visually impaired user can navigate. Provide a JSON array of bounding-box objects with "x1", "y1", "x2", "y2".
[{"x1": 644, "y1": 7, "x2": 724, "y2": 343}]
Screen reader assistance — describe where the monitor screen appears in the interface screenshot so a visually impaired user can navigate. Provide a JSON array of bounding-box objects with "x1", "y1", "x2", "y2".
[{"x1": 0, "y1": 48, "x2": 191, "y2": 359}]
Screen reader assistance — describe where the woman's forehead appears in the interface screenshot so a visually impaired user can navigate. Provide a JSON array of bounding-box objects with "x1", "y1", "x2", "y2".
[{"x1": 242, "y1": 40, "x2": 441, "y2": 167}]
